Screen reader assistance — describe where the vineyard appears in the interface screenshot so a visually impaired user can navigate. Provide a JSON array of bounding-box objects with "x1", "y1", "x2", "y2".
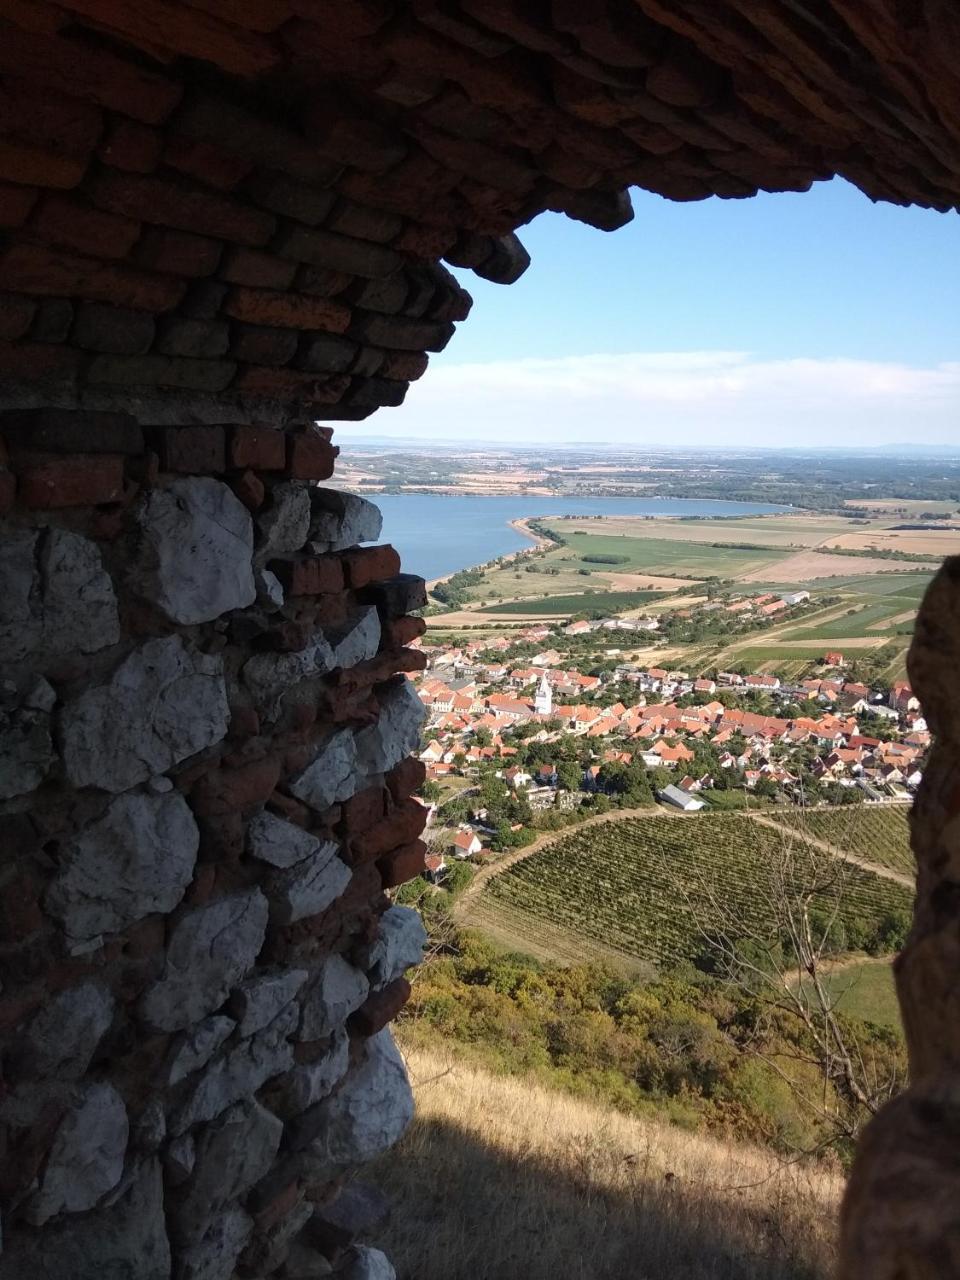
[
  {"x1": 772, "y1": 805, "x2": 914, "y2": 877},
  {"x1": 475, "y1": 813, "x2": 913, "y2": 970}
]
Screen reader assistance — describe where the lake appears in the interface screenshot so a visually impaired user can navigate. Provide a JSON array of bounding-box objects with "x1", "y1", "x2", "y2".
[{"x1": 369, "y1": 493, "x2": 791, "y2": 581}]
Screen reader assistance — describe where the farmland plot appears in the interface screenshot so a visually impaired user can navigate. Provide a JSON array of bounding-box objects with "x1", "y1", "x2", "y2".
[{"x1": 773, "y1": 806, "x2": 914, "y2": 878}]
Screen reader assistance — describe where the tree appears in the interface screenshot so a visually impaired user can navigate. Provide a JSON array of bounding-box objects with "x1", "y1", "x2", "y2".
[{"x1": 557, "y1": 760, "x2": 583, "y2": 792}]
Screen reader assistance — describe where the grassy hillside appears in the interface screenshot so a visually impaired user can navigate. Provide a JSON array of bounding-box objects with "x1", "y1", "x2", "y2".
[
  {"x1": 371, "y1": 1043, "x2": 842, "y2": 1280},
  {"x1": 771, "y1": 806, "x2": 914, "y2": 877}
]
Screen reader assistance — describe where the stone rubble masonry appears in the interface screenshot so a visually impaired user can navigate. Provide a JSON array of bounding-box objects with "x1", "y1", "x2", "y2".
[{"x1": 0, "y1": 409, "x2": 429, "y2": 1279}]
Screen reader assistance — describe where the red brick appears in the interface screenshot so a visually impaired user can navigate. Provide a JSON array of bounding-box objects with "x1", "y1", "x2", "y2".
[
  {"x1": 136, "y1": 227, "x2": 222, "y2": 277},
  {"x1": 228, "y1": 325, "x2": 299, "y2": 367},
  {"x1": 190, "y1": 756, "x2": 282, "y2": 817},
  {"x1": 236, "y1": 368, "x2": 350, "y2": 404},
  {"x1": 0, "y1": 182, "x2": 39, "y2": 227},
  {"x1": 394, "y1": 223, "x2": 457, "y2": 259},
  {"x1": 386, "y1": 756, "x2": 426, "y2": 803},
  {"x1": 0, "y1": 244, "x2": 185, "y2": 311},
  {"x1": 99, "y1": 120, "x2": 162, "y2": 173},
  {"x1": 350, "y1": 977, "x2": 411, "y2": 1036},
  {"x1": 0, "y1": 26, "x2": 182, "y2": 124},
  {"x1": 90, "y1": 171, "x2": 276, "y2": 247},
  {"x1": 269, "y1": 554, "x2": 344, "y2": 596},
  {"x1": 340, "y1": 544, "x2": 402, "y2": 589},
  {"x1": 383, "y1": 615, "x2": 426, "y2": 648},
  {"x1": 17, "y1": 454, "x2": 124, "y2": 508},
  {"x1": 0, "y1": 76, "x2": 103, "y2": 155},
  {"x1": 351, "y1": 799, "x2": 427, "y2": 864},
  {"x1": 220, "y1": 247, "x2": 297, "y2": 290},
  {"x1": 267, "y1": 790, "x2": 312, "y2": 828},
  {"x1": 74, "y1": 303, "x2": 155, "y2": 355},
  {"x1": 296, "y1": 267, "x2": 353, "y2": 298},
  {"x1": 0, "y1": 340, "x2": 80, "y2": 382},
  {"x1": 0, "y1": 408, "x2": 144, "y2": 455},
  {"x1": 340, "y1": 784, "x2": 386, "y2": 836},
  {"x1": 230, "y1": 469, "x2": 266, "y2": 511},
  {"x1": 224, "y1": 287, "x2": 351, "y2": 332},
  {"x1": 31, "y1": 193, "x2": 141, "y2": 260},
  {"x1": 0, "y1": 471, "x2": 15, "y2": 514},
  {"x1": 287, "y1": 432, "x2": 339, "y2": 480},
  {"x1": 155, "y1": 425, "x2": 226, "y2": 474},
  {"x1": 228, "y1": 425, "x2": 287, "y2": 471},
  {"x1": 87, "y1": 354, "x2": 235, "y2": 393},
  {"x1": 377, "y1": 351, "x2": 429, "y2": 382},
  {"x1": 0, "y1": 138, "x2": 87, "y2": 189},
  {"x1": 163, "y1": 135, "x2": 253, "y2": 189},
  {"x1": 0, "y1": 293, "x2": 37, "y2": 340},
  {"x1": 377, "y1": 839, "x2": 426, "y2": 889}
]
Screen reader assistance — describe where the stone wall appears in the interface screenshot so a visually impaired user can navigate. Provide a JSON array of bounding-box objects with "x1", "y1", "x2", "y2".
[{"x1": 0, "y1": 407, "x2": 432, "y2": 1279}]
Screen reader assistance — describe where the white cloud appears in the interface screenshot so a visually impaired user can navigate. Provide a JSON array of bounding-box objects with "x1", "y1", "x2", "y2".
[{"x1": 354, "y1": 351, "x2": 960, "y2": 446}]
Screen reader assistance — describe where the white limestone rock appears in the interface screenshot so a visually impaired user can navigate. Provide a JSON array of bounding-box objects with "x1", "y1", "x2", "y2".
[
  {"x1": 256, "y1": 567, "x2": 284, "y2": 610},
  {"x1": 230, "y1": 969, "x2": 308, "y2": 1037},
  {"x1": 247, "y1": 810, "x2": 323, "y2": 869},
  {"x1": 293, "y1": 1029, "x2": 413, "y2": 1175},
  {"x1": 268, "y1": 845, "x2": 351, "y2": 925},
  {"x1": 0, "y1": 1158, "x2": 169, "y2": 1280},
  {"x1": 256, "y1": 481, "x2": 311, "y2": 560},
  {"x1": 298, "y1": 955, "x2": 369, "y2": 1041},
  {"x1": 61, "y1": 636, "x2": 230, "y2": 792},
  {"x1": 289, "y1": 728, "x2": 359, "y2": 812},
  {"x1": 242, "y1": 640, "x2": 334, "y2": 723},
  {"x1": 308, "y1": 489, "x2": 382, "y2": 552},
  {"x1": 19, "y1": 981, "x2": 115, "y2": 1080},
  {"x1": 0, "y1": 677, "x2": 56, "y2": 799},
  {"x1": 47, "y1": 792, "x2": 198, "y2": 944},
  {"x1": 174, "y1": 1099, "x2": 282, "y2": 1246},
  {"x1": 329, "y1": 607, "x2": 381, "y2": 670},
  {"x1": 140, "y1": 890, "x2": 268, "y2": 1032},
  {"x1": 172, "y1": 1002, "x2": 297, "y2": 1134},
  {"x1": 274, "y1": 1030, "x2": 350, "y2": 1114},
  {"x1": 25, "y1": 1083, "x2": 128, "y2": 1225},
  {"x1": 0, "y1": 526, "x2": 120, "y2": 666},
  {"x1": 164, "y1": 1015, "x2": 236, "y2": 1086},
  {"x1": 343, "y1": 1247, "x2": 397, "y2": 1280},
  {"x1": 129, "y1": 477, "x2": 255, "y2": 625},
  {"x1": 354, "y1": 679, "x2": 425, "y2": 780},
  {"x1": 362, "y1": 907, "x2": 428, "y2": 990},
  {"x1": 178, "y1": 1208, "x2": 253, "y2": 1280}
]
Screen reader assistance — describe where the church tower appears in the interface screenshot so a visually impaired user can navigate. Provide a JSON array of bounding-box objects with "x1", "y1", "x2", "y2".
[{"x1": 535, "y1": 671, "x2": 553, "y2": 716}]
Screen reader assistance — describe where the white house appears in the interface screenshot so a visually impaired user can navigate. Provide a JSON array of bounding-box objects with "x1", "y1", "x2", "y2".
[
  {"x1": 451, "y1": 830, "x2": 482, "y2": 859},
  {"x1": 659, "y1": 785, "x2": 706, "y2": 812}
]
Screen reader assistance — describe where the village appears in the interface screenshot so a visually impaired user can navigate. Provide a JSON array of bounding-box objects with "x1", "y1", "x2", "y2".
[{"x1": 409, "y1": 593, "x2": 927, "y2": 880}]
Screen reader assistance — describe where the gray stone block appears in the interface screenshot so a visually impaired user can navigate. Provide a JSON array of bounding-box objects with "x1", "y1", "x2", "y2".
[{"x1": 298, "y1": 954, "x2": 369, "y2": 1040}]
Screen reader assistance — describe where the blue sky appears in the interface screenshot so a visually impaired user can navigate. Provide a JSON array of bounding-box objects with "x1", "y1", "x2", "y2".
[{"x1": 344, "y1": 178, "x2": 960, "y2": 448}]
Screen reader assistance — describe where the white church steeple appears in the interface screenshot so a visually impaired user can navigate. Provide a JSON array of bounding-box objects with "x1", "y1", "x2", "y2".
[{"x1": 535, "y1": 671, "x2": 553, "y2": 716}]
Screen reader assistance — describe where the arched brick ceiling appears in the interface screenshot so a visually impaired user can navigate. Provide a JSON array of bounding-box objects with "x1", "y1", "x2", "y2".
[{"x1": 1, "y1": 0, "x2": 958, "y2": 426}]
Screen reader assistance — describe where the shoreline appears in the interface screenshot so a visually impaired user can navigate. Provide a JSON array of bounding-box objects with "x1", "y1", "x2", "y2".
[{"x1": 424, "y1": 515, "x2": 555, "y2": 593}]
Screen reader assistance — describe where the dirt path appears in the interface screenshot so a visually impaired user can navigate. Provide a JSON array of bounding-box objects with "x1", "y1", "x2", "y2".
[{"x1": 751, "y1": 814, "x2": 915, "y2": 888}]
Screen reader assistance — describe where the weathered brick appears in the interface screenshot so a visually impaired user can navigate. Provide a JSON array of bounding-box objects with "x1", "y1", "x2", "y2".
[
  {"x1": 136, "y1": 227, "x2": 223, "y2": 278},
  {"x1": 0, "y1": 244, "x2": 185, "y2": 311},
  {"x1": 340, "y1": 784, "x2": 386, "y2": 836},
  {"x1": 163, "y1": 135, "x2": 253, "y2": 189},
  {"x1": 297, "y1": 333, "x2": 358, "y2": 374},
  {"x1": 383, "y1": 615, "x2": 427, "y2": 648},
  {"x1": 379, "y1": 350, "x2": 429, "y2": 382},
  {"x1": 0, "y1": 26, "x2": 182, "y2": 124},
  {"x1": 275, "y1": 225, "x2": 401, "y2": 278},
  {"x1": 73, "y1": 303, "x2": 156, "y2": 355},
  {"x1": 154, "y1": 425, "x2": 226, "y2": 473},
  {"x1": 176, "y1": 94, "x2": 336, "y2": 185},
  {"x1": 0, "y1": 341, "x2": 81, "y2": 383},
  {"x1": 351, "y1": 800, "x2": 427, "y2": 863},
  {"x1": 87, "y1": 354, "x2": 236, "y2": 392},
  {"x1": 355, "y1": 312, "x2": 455, "y2": 352},
  {"x1": 90, "y1": 171, "x2": 276, "y2": 247},
  {"x1": 190, "y1": 756, "x2": 283, "y2": 817},
  {"x1": 377, "y1": 840, "x2": 426, "y2": 888},
  {"x1": 0, "y1": 76, "x2": 102, "y2": 156},
  {"x1": 17, "y1": 454, "x2": 124, "y2": 508},
  {"x1": 29, "y1": 298, "x2": 74, "y2": 343},
  {"x1": 386, "y1": 756, "x2": 427, "y2": 803},
  {"x1": 244, "y1": 170, "x2": 338, "y2": 224},
  {"x1": 268, "y1": 554, "x2": 344, "y2": 596},
  {"x1": 394, "y1": 223, "x2": 457, "y2": 259},
  {"x1": 287, "y1": 431, "x2": 339, "y2": 480},
  {"x1": 0, "y1": 409, "x2": 144, "y2": 456},
  {"x1": 220, "y1": 247, "x2": 297, "y2": 290},
  {"x1": 348, "y1": 272, "x2": 409, "y2": 315},
  {"x1": 31, "y1": 195, "x2": 141, "y2": 259},
  {"x1": 360, "y1": 573, "x2": 428, "y2": 617},
  {"x1": 224, "y1": 287, "x2": 350, "y2": 332},
  {"x1": 0, "y1": 138, "x2": 87, "y2": 189},
  {"x1": 296, "y1": 266, "x2": 353, "y2": 298},
  {"x1": 0, "y1": 293, "x2": 37, "y2": 341},
  {"x1": 343, "y1": 376, "x2": 407, "y2": 410},
  {"x1": 156, "y1": 317, "x2": 230, "y2": 358},
  {"x1": 351, "y1": 347, "x2": 384, "y2": 378},
  {"x1": 98, "y1": 120, "x2": 162, "y2": 173},
  {"x1": 228, "y1": 424, "x2": 287, "y2": 470},
  {"x1": 235, "y1": 368, "x2": 350, "y2": 403},
  {"x1": 0, "y1": 182, "x2": 39, "y2": 227},
  {"x1": 229, "y1": 325, "x2": 299, "y2": 367},
  {"x1": 180, "y1": 280, "x2": 228, "y2": 319},
  {"x1": 340, "y1": 544, "x2": 402, "y2": 588},
  {"x1": 230, "y1": 469, "x2": 266, "y2": 511},
  {"x1": 350, "y1": 977, "x2": 411, "y2": 1036},
  {"x1": 325, "y1": 198, "x2": 403, "y2": 243}
]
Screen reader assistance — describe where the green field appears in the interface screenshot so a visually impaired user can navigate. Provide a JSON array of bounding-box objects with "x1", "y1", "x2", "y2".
[
  {"x1": 773, "y1": 806, "x2": 914, "y2": 877},
  {"x1": 781, "y1": 598, "x2": 918, "y2": 641},
  {"x1": 476, "y1": 590, "x2": 667, "y2": 616},
  {"x1": 470, "y1": 813, "x2": 912, "y2": 971},
  {"x1": 543, "y1": 529, "x2": 789, "y2": 578},
  {"x1": 801, "y1": 957, "x2": 901, "y2": 1030},
  {"x1": 755, "y1": 572, "x2": 932, "y2": 597}
]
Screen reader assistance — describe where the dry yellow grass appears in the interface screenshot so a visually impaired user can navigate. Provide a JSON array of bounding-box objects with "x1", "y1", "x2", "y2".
[
  {"x1": 737, "y1": 550, "x2": 932, "y2": 582},
  {"x1": 370, "y1": 1044, "x2": 843, "y2": 1280}
]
